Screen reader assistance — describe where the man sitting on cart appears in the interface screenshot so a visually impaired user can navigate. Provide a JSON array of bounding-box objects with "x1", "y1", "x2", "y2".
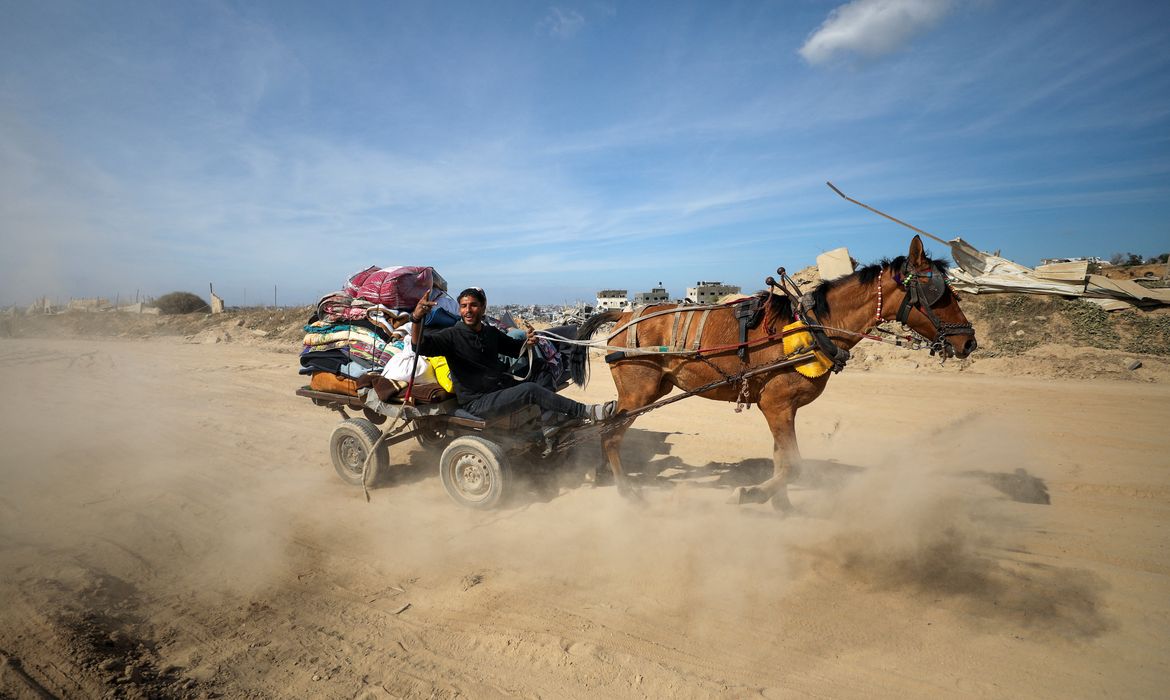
[{"x1": 411, "y1": 287, "x2": 614, "y2": 432}]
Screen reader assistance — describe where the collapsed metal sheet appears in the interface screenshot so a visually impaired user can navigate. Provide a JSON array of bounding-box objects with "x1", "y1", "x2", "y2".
[{"x1": 945, "y1": 238, "x2": 1170, "y2": 310}]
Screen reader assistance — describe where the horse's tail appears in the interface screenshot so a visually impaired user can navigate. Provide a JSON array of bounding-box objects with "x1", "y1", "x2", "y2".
[{"x1": 568, "y1": 310, "x2": 622, "y2": 387}]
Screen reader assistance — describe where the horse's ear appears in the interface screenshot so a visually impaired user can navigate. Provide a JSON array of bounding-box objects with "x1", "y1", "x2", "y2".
[{"x1": 908, "y1": 235, "x2": 926, "y2": 268}]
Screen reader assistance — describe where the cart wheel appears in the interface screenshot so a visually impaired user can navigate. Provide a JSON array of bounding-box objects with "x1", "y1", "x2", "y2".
[
  {"x1": 329, "y1": 418, "x2": 388, "y2": 487},
  {"x1": 439, "y1": 436, "x2": 510, "y2": 509},
  {"x1": 414, "y1": 421, "x2": 450, "y2": 452}
]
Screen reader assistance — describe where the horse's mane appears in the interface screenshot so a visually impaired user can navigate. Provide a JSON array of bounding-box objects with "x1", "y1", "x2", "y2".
[
  {"x1": 759, "y1": 254, "x2": 949, "y2": 320},
  {"x1": 757, "y1": 289, "x2": 794, "y2": 323}
]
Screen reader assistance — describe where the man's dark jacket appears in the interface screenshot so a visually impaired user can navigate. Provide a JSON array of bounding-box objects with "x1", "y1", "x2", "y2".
[{"x1": 416, "y1": 322, "x2": 523, "y2": 406}]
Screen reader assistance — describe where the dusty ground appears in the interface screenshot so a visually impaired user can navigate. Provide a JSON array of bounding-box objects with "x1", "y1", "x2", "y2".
[{"x1": 1, "y1": 332, "x2": 1168, "y2": 699}]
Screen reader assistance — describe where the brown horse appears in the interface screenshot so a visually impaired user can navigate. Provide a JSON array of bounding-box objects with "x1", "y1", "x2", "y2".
[{"x1": 570, "y1": 236, "x2": 977, "y2": 509}]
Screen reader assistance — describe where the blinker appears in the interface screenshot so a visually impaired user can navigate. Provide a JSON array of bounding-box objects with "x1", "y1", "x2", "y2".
[
  {"x1": 902, "y1": 266, "x2": 947, "y2": 307},
  {"x1": 919, "y1": 271, "x2": 947, "y2": 307}
]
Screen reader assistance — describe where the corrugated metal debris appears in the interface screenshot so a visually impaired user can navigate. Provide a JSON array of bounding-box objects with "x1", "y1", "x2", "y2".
[{"x1": 947, "y1": 238, "x2": 1170, "y2": 311}]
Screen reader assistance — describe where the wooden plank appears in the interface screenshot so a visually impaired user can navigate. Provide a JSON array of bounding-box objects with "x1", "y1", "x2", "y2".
[{"x1": 295, "y1": 387, "x2": 365, "y2": 408}]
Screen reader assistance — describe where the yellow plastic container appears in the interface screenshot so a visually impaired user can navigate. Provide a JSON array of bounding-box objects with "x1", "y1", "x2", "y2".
[{"x1": 429, "y1": 356, "x2": 454, "y2": 392}]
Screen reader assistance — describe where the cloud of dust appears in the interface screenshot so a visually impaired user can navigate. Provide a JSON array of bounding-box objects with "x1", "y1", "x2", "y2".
[
  {"x1": 0, "y1": 340, "x2": 319, "y2": 610},
  {"x1": 344, "y1": 414, "x2": 1109, "y2": 641},
  {"x1": 784, "y1": 418, "x2": 1111, "y2": 638},
  {"x1": 0, "y1": 337, "x2": 1110, "y2": 653},
  {"x1": 335, "y1": 446, "x2": 804, "y2": 641}
]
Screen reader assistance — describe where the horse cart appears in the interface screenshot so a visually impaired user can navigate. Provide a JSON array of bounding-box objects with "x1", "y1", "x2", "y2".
[
  {"x1": 296, "y1": 370, "x2": 587, "y2": 510},
  {"x1": 298, "y1": 228, "x2": 977, "y2": 513}
]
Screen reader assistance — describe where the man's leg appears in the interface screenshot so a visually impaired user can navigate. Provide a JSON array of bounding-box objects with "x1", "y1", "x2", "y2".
[{"x1": 466, "y1": 383, "x2": 585, "y2": 420}]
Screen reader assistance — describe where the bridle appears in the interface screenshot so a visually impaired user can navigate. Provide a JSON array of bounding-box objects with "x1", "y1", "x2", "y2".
[{"x1": 891, "y1": 261, "x2": 974, "y2": 356}]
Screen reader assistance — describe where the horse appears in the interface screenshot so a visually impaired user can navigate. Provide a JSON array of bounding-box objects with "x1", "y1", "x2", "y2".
[{"x1": 568, "y1": 236, "x2": 977, "y2": 509}]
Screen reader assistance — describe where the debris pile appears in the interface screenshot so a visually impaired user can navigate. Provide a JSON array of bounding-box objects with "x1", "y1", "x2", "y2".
[{"x1": 947, "y1": 239, "x2": 1170, "y2": 311}]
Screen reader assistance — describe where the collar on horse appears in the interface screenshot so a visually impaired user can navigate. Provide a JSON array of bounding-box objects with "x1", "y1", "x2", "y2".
[
  {"x1": 891, "y1": 260, "x2": 974, "y2": 355},
  {"x1": 768, "y1": 266, "x2": 850, "y2": 373},
  {"x1": 795, "y1": 294, "x2": 850, "y2": 372}
]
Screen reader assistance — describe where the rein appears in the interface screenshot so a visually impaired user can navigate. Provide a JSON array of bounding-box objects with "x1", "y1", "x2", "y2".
[
  {"x1": 541, "y1": 257, "x2": 973, "y2": 367},
  {"x1": 542, "y1": 320, "x2": 927, "y2": 358},
  {"x1": 600, "y1": 300, "x2": 734, "y2": 342},
  {"x1": 538, "y1": 290, "x2": 928, "y2": 358}
]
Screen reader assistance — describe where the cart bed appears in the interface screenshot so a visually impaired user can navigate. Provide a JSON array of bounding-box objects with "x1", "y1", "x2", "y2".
[{"x1": 295, "y1": 386, "x2": 488, "y2": 429}]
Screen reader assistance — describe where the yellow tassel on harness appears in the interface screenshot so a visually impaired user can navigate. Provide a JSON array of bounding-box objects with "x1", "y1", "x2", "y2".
[{"x1": 781, "y1": 321, "x2": 834, "y2": 378}]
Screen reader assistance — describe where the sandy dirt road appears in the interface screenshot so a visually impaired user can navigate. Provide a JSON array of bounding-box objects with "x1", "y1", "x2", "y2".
[{"x1": 0, "y1": 336, "x2": 1167, "y2": 698}]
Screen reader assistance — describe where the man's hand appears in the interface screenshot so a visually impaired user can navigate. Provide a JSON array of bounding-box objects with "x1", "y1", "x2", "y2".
[
  {"x1": 523, "y1": 320, "x2": 538, "y2": 348},
  {"x1": 412, "y1": 294, "x2": 437, "y2": 323}
]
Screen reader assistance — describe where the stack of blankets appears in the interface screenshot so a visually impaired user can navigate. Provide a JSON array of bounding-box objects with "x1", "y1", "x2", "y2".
[{"x1": 300, "y1": 265, "x2": 458, "y2": 398}]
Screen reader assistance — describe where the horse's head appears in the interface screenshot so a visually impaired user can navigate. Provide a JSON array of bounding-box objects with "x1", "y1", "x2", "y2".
[{"x1": 890, "y1": 235, "x2": 977, "y2": 359}]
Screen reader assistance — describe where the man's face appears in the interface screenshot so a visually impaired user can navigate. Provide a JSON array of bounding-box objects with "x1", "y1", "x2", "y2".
[{"x1": 458, "y1": 295, "x2": 485, "y2": 327}]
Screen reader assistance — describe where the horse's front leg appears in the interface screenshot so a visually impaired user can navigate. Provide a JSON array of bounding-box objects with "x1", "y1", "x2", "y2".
[
  {"x1": 600, "y1": 421, "x2": 641, "y2": 501},
  {"x1": 732, "y1": 404, "x2": 800, "y2": 512},
  {"x1": 597, "y1": 367, "x2": 670, "y2": 502}
]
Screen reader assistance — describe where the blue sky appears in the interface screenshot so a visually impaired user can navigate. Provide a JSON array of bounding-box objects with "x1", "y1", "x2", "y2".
[{"x1": 1, "y1": 0, "x2": 1168, "y2": 306}]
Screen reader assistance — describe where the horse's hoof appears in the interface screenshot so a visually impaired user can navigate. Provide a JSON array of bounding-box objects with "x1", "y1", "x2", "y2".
[
  {"x1": 729, "y1": 486, "x2": 769, "y2": 505},
  {"x1": 585, "y1": 468, "x2": 614, "y2": 487},
  {"x1": 771, "y1": 494, "x2": 794, "y2": 513},
  {"x1": 617, "y1": 482, "x2": 646, "y2": 506}
]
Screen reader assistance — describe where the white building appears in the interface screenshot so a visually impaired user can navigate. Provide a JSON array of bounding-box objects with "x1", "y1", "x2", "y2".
[
  {"x1": 1040, "y1": 256, "x2": 1104, "y2": 266},
  {"x1": 633, "y1": 284, "x2": 670, "y2": 305},
  {"x1": 686, "y1": 281, "x2": 740, "y2": 304},
  {"x1": 596, "y1": 289, "x2": 630, "y2": 311}
]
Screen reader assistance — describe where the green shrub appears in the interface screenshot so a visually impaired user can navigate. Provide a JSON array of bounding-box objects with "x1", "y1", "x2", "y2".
[
  {"x1": 155, "y1": 291, "x2": 210, "y2": 315},
  {"x1": 972, "y1": 294, "x2": 1053, "y2": 354},
  {"x1": 1059, "y1": 299, "x2": 1119, "y2": 349},
  {"x1": 1119, "y1": 312, "x2": 1170, "y2": 356}
]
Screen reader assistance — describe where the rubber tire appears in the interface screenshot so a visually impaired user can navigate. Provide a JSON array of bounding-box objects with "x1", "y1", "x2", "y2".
[
  {"x1": 439, "y1": 436, "x2": 510, "y2": 509},
  {"x1": 414, "y1": 421, "x2": 450, "y2": 452},
  {"x1": 329, "y1": 418, "x2": 388, "y2": 487}
]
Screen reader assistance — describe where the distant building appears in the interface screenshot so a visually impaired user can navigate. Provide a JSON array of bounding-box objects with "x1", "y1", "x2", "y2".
[
  {"x1": 115, "y1": 302, "x2": 161, "y2": 315},
  {"x1": 68, "y1": 297, "x2": 110, "y2": 312},
  {"x1": 686, "y1": 281, "x2": 740, "y2": 304},
  {"x1": 1040, "y1": 256, "x2": 1104, "y2": 266},
  {"x1": 633, "y1": 283, "x2": 670, "y2": 305},
  {"x1": 596, "y1": 289, "x2": 629, "y2": 311},
  {"x1": 27, "y1": 297, "x2": 55, "y2": 314}
]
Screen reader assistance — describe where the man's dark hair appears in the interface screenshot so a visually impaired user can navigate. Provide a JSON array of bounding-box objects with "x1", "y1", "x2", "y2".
[{"x1": 457, "y1": 287, "x2": 486, "y2": 304}]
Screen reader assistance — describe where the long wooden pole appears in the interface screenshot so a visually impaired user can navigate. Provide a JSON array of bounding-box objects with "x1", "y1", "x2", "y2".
[
  {"x1": 826, "y1": 182, "x2": 951, "y2": 246},
  {"x1": 403, "y1": 297, "x2": 433, "y2": 405}
]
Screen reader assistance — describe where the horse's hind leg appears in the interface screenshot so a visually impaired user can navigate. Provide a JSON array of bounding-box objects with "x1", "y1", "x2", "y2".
[{"x1": 733, "y1": 402, "x2": 799, "y2": 513}]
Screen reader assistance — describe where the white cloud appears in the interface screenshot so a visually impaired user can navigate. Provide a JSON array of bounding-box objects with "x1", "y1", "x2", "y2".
[
  {"x1": 799, "y1": 0, "x2": 954, "y2": 65},
  {"x1": 538, "y1": 7, "x2": 586, "y2": 39}
]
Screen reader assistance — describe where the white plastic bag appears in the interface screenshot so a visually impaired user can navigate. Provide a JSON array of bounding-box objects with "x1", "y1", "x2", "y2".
[{"x1": 380, "y1": 334, "x2": 437, "y2": 383}]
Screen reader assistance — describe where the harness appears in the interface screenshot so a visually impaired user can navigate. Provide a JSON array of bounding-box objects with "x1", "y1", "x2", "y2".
[
  {"x1": 891, "y1": 260, "x2": 975, "y2": 356},
  {"x1": 563, "y1": 258, "x2": 974, "y2": 415},
  {"x1": 761, "y1": 267, "x2": 850, "y2": 374},
  {"x1": 796, "y1": 293, "x2": 850, "y2": 373},
  {"x1": 553, "y1": 350, "x2": 822, "y2": 451},
  {"x1": 731, "y1": 296, "x2": 763, "y2": 361}
]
